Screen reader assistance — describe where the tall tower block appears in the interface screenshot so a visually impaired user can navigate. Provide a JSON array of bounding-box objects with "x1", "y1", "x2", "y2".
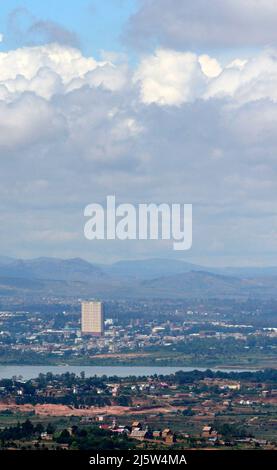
[{"x1": 81, "y1": 301, "x2": 104, "y2": 336}]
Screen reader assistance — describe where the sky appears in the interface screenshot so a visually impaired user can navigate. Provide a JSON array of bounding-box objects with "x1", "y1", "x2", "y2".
[
  {"x1": 0, "y1": 0, "x2": 138, "y2": 57},
  {"x1": 0, "y1": 0, "x2": 277, "y2": 266}
]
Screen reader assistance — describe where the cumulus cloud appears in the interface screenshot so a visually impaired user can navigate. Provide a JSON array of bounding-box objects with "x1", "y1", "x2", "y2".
[
  {"x1": 125, "y1": 0, "x2": 277, "y2": 49},
  {"x1": 205, "y1": 49, "x2": 277, "y2": 104},
  {"x1": 0, "y1": 42, "x2": 277, "y2": 263},
  {"x1": 4, "y1": 43, "x2": 277, "y2": 108},
  {"x1": 0, "y1": 43, "x2": 129, "y2": 102},
  {"x1": 0, "y1": 43, "x2": 99, "y2": 84},
  {"x1": 0, "y1": 93, "x2": 66, "y2": 152},
  {"x1": 66, "y1": 62, "x2": 129, "y2": 94},
  {"x1": 134, "y1": 48, "x2": 277, "y2": 107},
  {"x1": 134, "y1": 49, "x2": 207, "y2": 105},
  {"x1": 134, "y1": 49, "x2": 224, "y2": 105}
]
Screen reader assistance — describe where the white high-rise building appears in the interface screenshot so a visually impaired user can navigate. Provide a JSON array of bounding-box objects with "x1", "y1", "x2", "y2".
[{"x1": 81, "y1": 301, "x2": 104, "y2": 336}]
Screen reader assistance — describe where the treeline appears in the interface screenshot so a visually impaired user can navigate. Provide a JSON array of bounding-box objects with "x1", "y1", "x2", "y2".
[
  {"x1": 172, "y1": 368, "x2": 277, "y2": 384},
  {"x1": 0, "y1": 419, "x2": 54, "y2": 442},
  {"x1": 0, "y1": 420, "x2": 134, "y2": 450},
  {"x1": 0, "y1": 369, "x2": 276, "y2": 401},
  {"x1": 57, "y1": 425, "x2": 134, "y2": 450},
  {"x1": 146, "y1": 336, "x2": 277, "y2": 356}
]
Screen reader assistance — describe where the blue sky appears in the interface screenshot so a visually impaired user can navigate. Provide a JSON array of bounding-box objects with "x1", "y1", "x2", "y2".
[
  {"x1": 0, "y1": 0, "x2": 261, "y2": 65},
  {"x1": 0, "y1": 0, "x2": 138, "y2": 58}
]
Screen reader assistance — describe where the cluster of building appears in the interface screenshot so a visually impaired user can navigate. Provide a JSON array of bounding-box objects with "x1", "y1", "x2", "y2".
[
  {"x1": 98, "y1": 420, "x2": 177, "y2": 444},
  {"x1": 0, "y1": 299, "x2": 276, "y2": 364},
  {"x1": 0, "y1": 367, "x2": 276, "y2": 449}
]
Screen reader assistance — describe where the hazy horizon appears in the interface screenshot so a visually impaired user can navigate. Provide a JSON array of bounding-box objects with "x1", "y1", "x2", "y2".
[{"x1": 3, "y1": 253, "x2": 277, "y2": 270}]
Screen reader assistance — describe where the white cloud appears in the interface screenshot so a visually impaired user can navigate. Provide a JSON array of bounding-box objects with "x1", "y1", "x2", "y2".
[
  {"x1": 0, "y1": 43, "x2": 99, "y2": 82},
  {"x1": 0, "y1": 93, "x2": 66, "y2": 150},
  {"x1": 205, "y1": 49, "x2": 277, "y2": 104},
  {"x1": 3, "y1": 44, "x2": 277, "y2": 109},
  {"x1": 134, "y1": 49, "x2": 207, "y2": 105},
  {"x1": 0, "y1": 43, "x2": 127, "y2": 102},
  {"x1": 0, "y1": 33, "x2": 4, "y2": 43},
  {"x1": 134, "y1": 48, "x2": 277, "y2": 107},
  {"x1": 0, "y1": 43, "x2": 277, "y2": 262},
  {"x1": 198, "y1": 55, "x2": 222, "y2": 78},
  {"x1": 65, "y1": 63, "x2": 129, "y2": 94}
]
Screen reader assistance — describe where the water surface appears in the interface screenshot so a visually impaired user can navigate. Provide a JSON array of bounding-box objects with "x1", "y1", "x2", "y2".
[{"x1": 0, "y1": 365, "x2": 258, "y2": 380}]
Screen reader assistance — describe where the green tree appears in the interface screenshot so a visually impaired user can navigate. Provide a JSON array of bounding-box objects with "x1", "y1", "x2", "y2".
[
  {"x1": 46, "y1": 423, "x2": 56, "y2": 435},
  {"x1": 22, "y1": 419, "x2": 34, "y2": 437}
]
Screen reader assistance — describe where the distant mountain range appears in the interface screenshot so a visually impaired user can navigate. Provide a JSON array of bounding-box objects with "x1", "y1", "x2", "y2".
[
  {"x1": 101, "y1": 258, "x2": 277, "y2": 280},
  {"x1": 0, "y1": 256, "x2": 277, "y2": 299},
  {"x1": 0, "y1": 257, "x2": 104, "y2": 282}
]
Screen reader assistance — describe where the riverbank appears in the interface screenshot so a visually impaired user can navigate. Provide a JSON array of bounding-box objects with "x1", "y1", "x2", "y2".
[{"x1": 0, "y1": 350, "x2": 275, "y2": 369}]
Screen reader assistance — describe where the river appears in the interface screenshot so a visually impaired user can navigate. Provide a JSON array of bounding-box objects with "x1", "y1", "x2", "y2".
[{"x1": 0, "y1": 365, "x2": 258, "y2": 380}]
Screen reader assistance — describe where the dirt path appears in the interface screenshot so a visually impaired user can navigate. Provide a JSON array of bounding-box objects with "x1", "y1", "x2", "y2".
[{"x1": 0, "y1": 402, "x2": 184, "y2": 417}]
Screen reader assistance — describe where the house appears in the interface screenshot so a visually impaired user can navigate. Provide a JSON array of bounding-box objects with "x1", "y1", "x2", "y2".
[
  {"x1": 202, "y1": 426, "x2": 212, "y2": 438},
  {"x1": 202, "y1": 425, "x2": 218, "y2": 439},
  {"x1": 202, "y1": 425, "x2": 212, "y2": 434},
  {"x1": 130, "y1": 430, "x2": 152, "y2": 441},
  {"x1": 112, "y1": 427, "x2": 130, "y2": 435},
  {"x1": 111, "y1": 425, "x2": 130, "y2": 435},
  {"x1": 131, "y1": 421, "x2": 142, "y2": 430},
  {"x1": 40, "y1": 432, "x2": 53, "y2": 441},
  {"x1": 162, "y1": 428, "x2": 176, "y2": 443},
  {"x1": 253, "y1": 439, "x2": 268, "y2": 446},
  {"x1": 95, "y1": 415, "x2": 105, "y2": 422},
  {"x1": 220, "y1": 382, "x2": 241, "y2": 391},
  {"x1": 164, "y1": 433, "x2": 176, "y2": 444}
]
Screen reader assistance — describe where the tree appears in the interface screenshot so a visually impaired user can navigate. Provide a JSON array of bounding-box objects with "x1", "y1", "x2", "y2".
[
  {"x1": 22, "y1": 419, "x2": 34, "y2": 437},
  {"x1": 117, "y1": 395, "x2": 131, "y2": 406},
  {"x1": 56, "y1": 429, "x2": 71, "y2": 444},
  {"x1": 46, "y1": 423, "x2": 56, "y2": 435},
  {"x1": 182, "y1": 408, "x2": 195, "y2": 416},
  {"x1": 35, "y1": 423, "x2": 44, "y2": 435}
]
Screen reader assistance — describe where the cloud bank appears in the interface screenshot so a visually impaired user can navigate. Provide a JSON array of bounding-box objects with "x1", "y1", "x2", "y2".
[
  {"x1": 0, "y1": 42, "x2": 277, "y2": 264},
  {"x1": 125, "y1": 0, "x2": 277, "y2": 49}
]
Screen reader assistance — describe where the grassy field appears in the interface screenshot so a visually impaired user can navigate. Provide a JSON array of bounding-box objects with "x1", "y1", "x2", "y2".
[{"x1": 0, "y1": 350, "x2": 276, "y2": 369}]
